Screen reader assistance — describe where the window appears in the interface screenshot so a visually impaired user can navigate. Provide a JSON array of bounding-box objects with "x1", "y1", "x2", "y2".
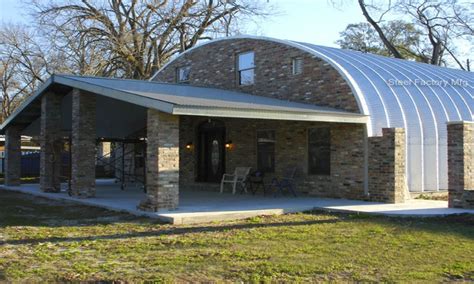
[
  {"x1": 308, "y1": 128, "x2": 330, "y2": 175},
  {"x1": 292, "y1": 57, "x2": 303, "y2": 75},
  {"x1": 257, "y1": 130, "x2": 275, "y2": 173},
  {"x1": 177, "y1": 66, "x2": 191, "y2": 83},
  {"x1": 237, "y1": 51, "x2": 255, "y2": 85}
]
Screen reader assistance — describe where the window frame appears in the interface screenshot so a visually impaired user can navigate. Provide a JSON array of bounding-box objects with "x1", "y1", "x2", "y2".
[
  {"x1": 307, "y1": 127, "x2": 331, "y2": 176},
  {"x1": 176, "y1": 66, "x2": 191, "y2": 83},
  {"x1": 256, "y1": 129, "x2": 276, "y2": 173},
  {"x1": 292, "y1": 57, "x2": 303, "y2": 75},
  {"x1": 237, "y1": 51, "x2": 255, "y2": 86}
]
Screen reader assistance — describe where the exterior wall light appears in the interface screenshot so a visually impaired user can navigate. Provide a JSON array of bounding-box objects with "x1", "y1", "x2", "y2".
[
  {"x1": 225, "y1": 140, "x2": 233, "y2": 150},
  {"x1": 185, "y1": 142, "x2": 193, "y2": 150}
]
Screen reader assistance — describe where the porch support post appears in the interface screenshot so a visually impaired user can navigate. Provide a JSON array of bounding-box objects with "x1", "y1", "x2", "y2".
[
  {"x1": 4, "y1": 126, "x2": 21, "y2": 186},
  {"x1": 447, "y1": 121, "x2": 474, "y2": 208},
  {"x1": 70, "y1": 88, "x2": 97, "y2": 197},
  {"x1": 138, "y1": 109, "x2": 180, "y2": 211},
  {"x1": 368, "y1": 128, "x2": 408, "y2": 203},
  {"x1": 40, "y1": 92, "x2": 62, "y2": 192}
]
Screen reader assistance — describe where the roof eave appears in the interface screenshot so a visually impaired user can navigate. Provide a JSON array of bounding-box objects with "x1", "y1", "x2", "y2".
[
  {"x1": 0, "y1": 75, "x2": 55, "y2": 134},
  {"x1": 54, "y1": 76, "x2": 175, "y2": 114},
  {"x1": 172, "y1": 106, "x2": 368, "y2": 124}
]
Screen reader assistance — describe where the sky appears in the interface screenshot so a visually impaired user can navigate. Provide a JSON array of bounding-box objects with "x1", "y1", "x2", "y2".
[
  {"x1": 0, "y1": 0, "x2": 366, "y2": 48},
  {"x1": 242, "y1": 0, "x2": 366, "y2": 47}
]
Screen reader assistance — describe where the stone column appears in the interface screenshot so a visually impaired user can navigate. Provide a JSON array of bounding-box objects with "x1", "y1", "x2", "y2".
[
  {"x1": 70, "y1": 89, "x2": 97, "y2": 197},
  {"x1": 4, "y1": 126, "x2": 21, "y2": 186},
  {"x1": 138, "y1": 109, "x2": 179, "y2": 211},
  {"x1": 368, "y1": 128, "x2": 408, "y2": 203},
  {"x1": 447, "y1": 121, "x2": 474, "y2": 208},
  {"x1": 40, "y1": 92, "x2": 63, "y2": 192}
]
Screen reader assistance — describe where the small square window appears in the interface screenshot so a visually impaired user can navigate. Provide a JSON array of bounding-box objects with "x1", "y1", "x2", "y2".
[
  {"x1": 237, "y1": 51, "x2": 255, "y2": 85},
  {"x1": 292, "y1": 57, "x2": 303, "y2": 75},
  {"x1": 177, "y1": 66, "x2": 191, "y2": 83}
]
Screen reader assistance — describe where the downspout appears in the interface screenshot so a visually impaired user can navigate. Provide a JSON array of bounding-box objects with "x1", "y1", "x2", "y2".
[{"x1": 363, "y1": 124, "x2": 369, "y2": 197}]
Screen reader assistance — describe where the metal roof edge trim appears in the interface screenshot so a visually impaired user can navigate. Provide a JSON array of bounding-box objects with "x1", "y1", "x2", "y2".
[
  {"x1": 172, "y1": 105, "x2": 369, "y2": 124},
  {"x1": 446, "y1": 120, "x2": 474, "y2": 125},
  {"x1": 54, "y1": 76, "x2": 175, "y2": 113},
  {"x1": 0, "y1": 75, "x2": 55, "y2": 133},
  {"x1": 0, "y1": 75, "x2": 177, "y2": 134}
]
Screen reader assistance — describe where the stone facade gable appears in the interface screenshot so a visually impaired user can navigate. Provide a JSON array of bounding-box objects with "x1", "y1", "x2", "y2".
[{"x1": 153, "y1": 38, "x2": 360, "y2": 113}]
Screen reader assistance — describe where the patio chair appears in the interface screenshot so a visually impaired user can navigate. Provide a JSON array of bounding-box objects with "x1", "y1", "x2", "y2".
[
  {"x1": 269, "y1": 167, "x2": 298, "y2": 197},
  {"x1": 248, "y1": 170, "x2": 266, "y2": 196},
  {"x1": 220, "y1": 167, "x2": 252, "y2": 194}
]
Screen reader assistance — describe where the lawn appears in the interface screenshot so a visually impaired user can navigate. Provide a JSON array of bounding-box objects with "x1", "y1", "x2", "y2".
[{"x1": 0, "y1": 190, "x2": 473, "y2": 282}]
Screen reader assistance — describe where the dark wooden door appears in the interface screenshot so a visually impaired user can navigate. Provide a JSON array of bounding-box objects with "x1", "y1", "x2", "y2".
[{"x1": 197, "y1": 123, "x2": 225, "y2": 182}]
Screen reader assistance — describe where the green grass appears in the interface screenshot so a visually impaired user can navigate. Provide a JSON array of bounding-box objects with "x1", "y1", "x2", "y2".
[{"x1": 0, "y1": 190, "x2": 473, "y2": 282}]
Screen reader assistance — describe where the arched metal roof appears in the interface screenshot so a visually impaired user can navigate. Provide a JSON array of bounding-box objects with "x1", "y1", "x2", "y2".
[
  {"x1": 151, "y1": 36, "x2": 474, "y2": 192},
  {"x1": 292, "y1": 41, "x2": 474, "y2": 192}
]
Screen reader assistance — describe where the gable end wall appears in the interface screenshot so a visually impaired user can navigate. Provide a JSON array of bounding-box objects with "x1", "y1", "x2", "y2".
[{"x1": 153, "y1": 39, "x2": 359, "y2": 113}]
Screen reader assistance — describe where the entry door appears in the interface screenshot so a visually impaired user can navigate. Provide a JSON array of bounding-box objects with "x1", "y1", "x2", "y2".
[{"x1": 198, "y1": 126, "x2": 225, "y2": 182}]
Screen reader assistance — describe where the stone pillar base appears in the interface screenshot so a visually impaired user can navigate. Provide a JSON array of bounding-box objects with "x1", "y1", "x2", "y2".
[
  {"x1": 4, "y1": 126, "x2": 22, "y2": 186},
  {"x1": 138, "y1": 109, "x2": 179, "y2": 211},
  {"x1": 137, "y1": 200, "x2": 160, "y2": 212},
  {"x1": 368, "y1": 128, "x2": 407, "y2": 203},
  {"x1": 448, "y1": 121, "x2": 474, "y2": 209},
  {"x1": 71, "y1": 89, "x2": 97, "y2": 198}
]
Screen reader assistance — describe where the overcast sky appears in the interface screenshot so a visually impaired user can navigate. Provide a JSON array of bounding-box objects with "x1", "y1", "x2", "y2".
[{"x1": 0, "y1": 0, "x2": 366, "y2": 47}]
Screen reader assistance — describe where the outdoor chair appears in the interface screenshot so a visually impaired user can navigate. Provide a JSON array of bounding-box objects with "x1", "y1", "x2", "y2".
[
  {"x1": 220, "y1": 167, "x2": 252, "y2": 194},
  {"x1": 248, "y1": 170, "x2": 266, "y2": 196},
  {"x1": 269, "y1": 167, "x2": 298, "y2": 197}
]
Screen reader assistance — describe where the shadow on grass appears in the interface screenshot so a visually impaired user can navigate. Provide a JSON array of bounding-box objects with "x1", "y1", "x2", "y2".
[
  {"x1": 0, "y1": 218, "x2": 341, "y2": 246},
  {"x1": 0, "y1": 190, "x2": 139, "y2": 228}
]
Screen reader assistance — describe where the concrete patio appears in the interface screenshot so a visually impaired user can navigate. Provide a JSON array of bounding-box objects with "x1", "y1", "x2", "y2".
[{"x1": 1, "y1": 179, "x2": 473, "y2": 224}]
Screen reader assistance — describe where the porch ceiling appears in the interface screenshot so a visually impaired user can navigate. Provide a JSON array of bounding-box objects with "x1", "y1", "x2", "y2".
[{"x1": 0, "y1": 74, "x2": 368, "y2": 134}]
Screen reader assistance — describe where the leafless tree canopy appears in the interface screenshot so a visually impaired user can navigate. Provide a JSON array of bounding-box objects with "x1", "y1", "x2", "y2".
[
  {"x1": 0, "y1": 0, "x2": 271, "y2": 122},
  {"x1": 31, "y1": 0, "x2": 270, "y2": 79},
  {"x1": 338, "y1": 0, "x2": 473, "y2": 70},
  {"x1": 0, "y1": 24, "x2": 51, "y2": 121}
]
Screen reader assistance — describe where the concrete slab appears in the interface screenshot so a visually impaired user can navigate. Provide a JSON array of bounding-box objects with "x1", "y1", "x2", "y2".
[{"x1": 1, "y1": 179, "x2": 473, "y2": 224}]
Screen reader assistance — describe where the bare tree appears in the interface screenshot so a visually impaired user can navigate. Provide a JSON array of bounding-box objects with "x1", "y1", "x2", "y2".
[
  {"x1": 340, "y1": 0, "x2": 473, "y2": 69},
  {"x1": 0, "y1": 24, "x2": 50, "y2": 122},
  {"x1": 29, "y1": 0, "x2": 271, "y2": 79}
]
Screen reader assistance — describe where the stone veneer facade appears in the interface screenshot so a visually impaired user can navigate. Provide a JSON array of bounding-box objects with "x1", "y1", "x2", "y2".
[
  {"x1": 40, "y1": 92, "x2": 63, "y2": 192},
  {"x1": 153, "y1": 38, "x2": 359, "y2": 112},
  {"x1": 447, "y1": 122, "x2": 474, "y2": 209},
  {"x1": 139, "y1": 110, "x2": 180, "y2": 211},
  {"x1": 70, "y1": 89, "x2": 97, "y2": 197},
  {"x1": 368, "y1": 128, "x2": 407, "y2": 203},
  {"x1": 4, "y1": 126, "x2": 21, "y2": 186}
]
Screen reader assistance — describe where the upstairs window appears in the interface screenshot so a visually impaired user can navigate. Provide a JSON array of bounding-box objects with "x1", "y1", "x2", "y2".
[
  {"x1": 237, "y1": 51, "x2": 255, "y2": 85},
  {"x1": 292, "y1": 57, "x2": 303, "y2": 75},
  {"x1": 177, "y1": 66, "x2": 191, "y2": 83},
  {"x1": 308, "y1": 128, "x2": 331, "y2": 175},
  {"x1": 257, "y1": 130, "x2": 275, "y2": 173}
]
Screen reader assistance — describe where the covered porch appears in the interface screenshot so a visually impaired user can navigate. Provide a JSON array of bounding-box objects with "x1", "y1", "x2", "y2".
[{"x1": 1, "y1": 74, "x2": 404, "y2": 219}]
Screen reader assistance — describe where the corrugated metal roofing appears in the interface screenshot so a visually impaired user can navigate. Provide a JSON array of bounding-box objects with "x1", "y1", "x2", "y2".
[{"x1": 58, "y1": 75, "x2": 361, "y2": 114}]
